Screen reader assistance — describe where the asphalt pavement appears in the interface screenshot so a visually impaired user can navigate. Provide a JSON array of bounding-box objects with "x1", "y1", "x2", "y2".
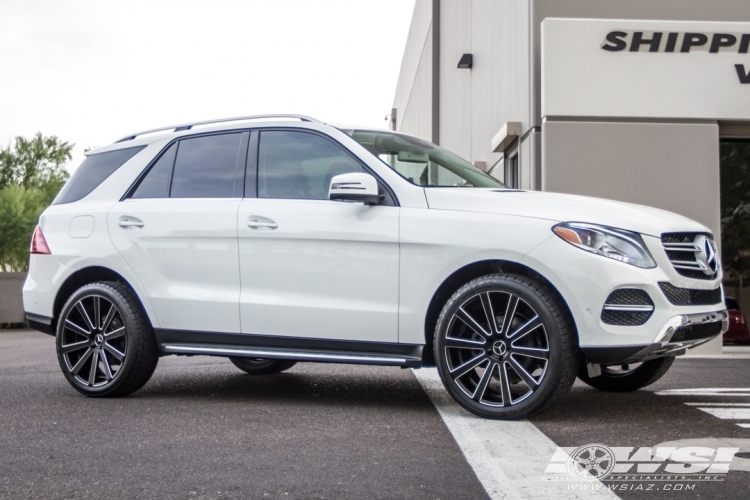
[
  {"x1": 0, "y1": 330, "x2": 487, "y2": 500},
  {"x1": 2, "y1": 329, "x2": 750, "y2": 500},
  {"x1": 531, "y1": 358, "x2": 750, "y2": 499}
]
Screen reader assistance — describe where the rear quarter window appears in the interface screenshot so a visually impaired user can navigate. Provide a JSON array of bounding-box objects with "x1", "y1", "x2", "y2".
[{"x1": 54, "y1": 146, "x2": 145, "y2": 204}]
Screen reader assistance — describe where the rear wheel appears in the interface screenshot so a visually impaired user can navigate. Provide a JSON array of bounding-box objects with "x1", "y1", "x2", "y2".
[
  {"x1": 56, "y1": 281, "x2": 158, "y2": 397},
  {"x1": 434, "y1": 273, "x2": 577, "y2": 419},
  {"x1": 577, "y1": 357, "x2": 674, "y2": 392},
  {"x1": 229, "y1": 358, "x2": 297, "y2": 375}
]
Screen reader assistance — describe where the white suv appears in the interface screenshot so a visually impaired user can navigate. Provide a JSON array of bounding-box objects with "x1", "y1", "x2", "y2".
[{"x1": 23, "y1": 115, "x2": 727, "y2": 419}]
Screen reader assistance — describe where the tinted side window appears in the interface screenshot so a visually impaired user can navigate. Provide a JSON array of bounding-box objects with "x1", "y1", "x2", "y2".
[
  {"x1": 131, "y1": 143, "x2": 176, "y2": 199},
  {"x1": 55, "y1": 146, "x2": 145, "y2": 204},
  {"x1": 170, "y1": 134, "x2": 242, "y2": 198},
  {"x1": 258, "y1": 131, "x2": 363, "y2": 200}
]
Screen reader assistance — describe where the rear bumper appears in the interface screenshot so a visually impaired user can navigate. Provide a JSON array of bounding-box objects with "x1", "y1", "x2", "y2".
[{"x1": 582, "y1": 309, "x2": 728, "y2": 365}]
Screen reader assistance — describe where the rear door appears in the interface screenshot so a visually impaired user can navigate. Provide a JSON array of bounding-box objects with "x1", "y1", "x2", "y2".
[
  {"x1": 237, "y1": 129, "x2": 400, "y2": 342},
  {"x1": 108, "y1": 132, "x2": 249, "y2": 333}
]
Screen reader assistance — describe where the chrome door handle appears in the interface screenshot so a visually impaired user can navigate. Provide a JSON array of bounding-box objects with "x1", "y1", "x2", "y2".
[
  {"x1": 247, "y1": 219, "x2": 278, "y2": 230},
  {"x1": 118, "y1": 217, "x2": 144, "y2": 228}
]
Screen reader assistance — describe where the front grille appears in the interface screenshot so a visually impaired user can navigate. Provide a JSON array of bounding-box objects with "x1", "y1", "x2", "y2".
[
  {"x1": 662, "y1": 233, "x2": 702, "y2": 244},
  {"x1": 670, "y1": 321, "x2": 723, "y2": 343},
  {"x1": 676, "y1": 269, "x2": 715, "y2": 280},
  {"x1": 660, "y1": 232, "x2": 718, "y2": 280},
  {"x1": 601, "y1": 289, "x2": 654, "y2": 326},
  {"x1": 658, "y1": 282, "x2": 723, "y2": 306},
  {"x1": 665, "y1": 250, "x2": 696, "y2": 262}
]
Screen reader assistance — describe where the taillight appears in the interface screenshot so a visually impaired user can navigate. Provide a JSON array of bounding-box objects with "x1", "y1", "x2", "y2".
[{"x1": 30, "y1": 225, "x2": 51, "y2": 254}]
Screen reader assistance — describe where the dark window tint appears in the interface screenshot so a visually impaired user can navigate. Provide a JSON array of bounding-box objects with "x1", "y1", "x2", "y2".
[
  {"x1": 170, "y1": 134, "x2": 241, "y2": 198},
  {"x1": 132, "y1": 143, "x2": 176, "y2": 199},
  {"x1": 726, "y1": 297, "x2": 740, "y2": 310},
  {"x1": 55, "y1": 146, "x2": 145, "y2": 204},
  {"x1": 258, "y1": 131, "x2": 363, "y2": 200}
]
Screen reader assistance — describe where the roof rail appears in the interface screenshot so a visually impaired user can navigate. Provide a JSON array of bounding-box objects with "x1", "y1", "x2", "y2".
[{"x1": 114, "y1": 114, "x2": 323, "y2": 143}]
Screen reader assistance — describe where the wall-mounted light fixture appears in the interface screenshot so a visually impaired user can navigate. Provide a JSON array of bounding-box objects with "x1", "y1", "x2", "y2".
[{"x1": 457, "y1": 53, "x2": 473, "y2": 69}]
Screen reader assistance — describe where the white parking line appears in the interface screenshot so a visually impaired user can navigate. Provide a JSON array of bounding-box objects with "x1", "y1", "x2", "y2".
[
  {"x1": 656, "y1": 389, "x2": 750, "y2": 429},
  {"x1": 696, "y1": 408, "x2": 750, "y2": 419},
  {"x1": 684, "y1": 402, "x2": 750, "y2": 407},
  {"x1": 413, "y1": 368, "x2": 617, "y2": 500},
  {"x1": 655, "y1": 388, "x2": 750, "y2": 397}
]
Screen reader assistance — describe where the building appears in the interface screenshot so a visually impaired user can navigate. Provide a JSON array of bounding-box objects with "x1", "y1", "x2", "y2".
[{"x1": 392, "y1": 0, "x2": 750, "y2": 353}]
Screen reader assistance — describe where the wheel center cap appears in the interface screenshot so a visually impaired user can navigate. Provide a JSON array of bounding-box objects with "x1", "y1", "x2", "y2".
[
  {"x1": 492, "y1": 340, "x2": 507, "y2": 356},
  {"x1": 94, "y1": 334, "x2": 104, "y2": 346}
]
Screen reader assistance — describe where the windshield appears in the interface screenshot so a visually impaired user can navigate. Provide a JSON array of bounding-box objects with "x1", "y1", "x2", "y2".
[{"x1": 344, "y1": 130, "x2": 506, "y2": 188}]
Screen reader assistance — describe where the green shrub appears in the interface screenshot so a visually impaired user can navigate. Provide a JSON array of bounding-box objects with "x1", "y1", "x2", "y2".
[{"x1": 0, "y1": 134, "x2": 72, "y2": 272}]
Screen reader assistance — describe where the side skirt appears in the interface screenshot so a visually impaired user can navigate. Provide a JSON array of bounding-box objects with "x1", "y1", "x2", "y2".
[{"x1": 155, "y1": 329, "x2": 424, "y2": 367}]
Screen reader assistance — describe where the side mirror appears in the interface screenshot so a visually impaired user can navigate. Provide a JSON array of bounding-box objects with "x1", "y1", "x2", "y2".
[{"x1": 328, "y1": 172, "x2": 385, "y2": 205}]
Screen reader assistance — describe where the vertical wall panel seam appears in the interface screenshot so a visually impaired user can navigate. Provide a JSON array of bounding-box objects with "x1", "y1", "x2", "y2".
[
  {"x1": 432, "y1": 0, "x2": 440, "y2": 145},
  {"x1": 469, "y1": 0, "x2": 473, "y2": 163},
  {"x1": 530, "y1": 0, "x2": 539, "y2": 190}
]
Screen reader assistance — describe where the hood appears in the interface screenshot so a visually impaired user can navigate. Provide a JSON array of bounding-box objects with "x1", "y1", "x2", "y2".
[{"x1": 424, "y1": 188, "x2": 710, "y2": 237}]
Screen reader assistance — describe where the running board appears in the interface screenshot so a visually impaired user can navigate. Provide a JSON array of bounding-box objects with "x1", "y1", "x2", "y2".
[{"x1": 161, "y1": 343, "x2": 422, "y2": 367}]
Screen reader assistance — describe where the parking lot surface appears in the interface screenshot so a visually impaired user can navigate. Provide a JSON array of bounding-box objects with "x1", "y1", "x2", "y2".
[
  {"x1": 531, "y1": 358, "x2": 750, "y2": 499},
  {"x1": 2, "y1": 330, "x2": 750, "y2": 499},
  {"x1": 0, "y1": 330, "x2": 488, "y2": 500}
]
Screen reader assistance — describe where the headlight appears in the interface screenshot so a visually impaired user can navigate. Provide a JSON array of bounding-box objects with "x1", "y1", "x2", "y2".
[{"x1": 552, "y1": 222, "x2": 656, "y2": 269}]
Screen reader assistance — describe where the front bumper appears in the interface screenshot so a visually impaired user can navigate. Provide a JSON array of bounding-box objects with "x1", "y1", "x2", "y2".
[
  {"x1": 520, "y1": 232, "x2": 726, "y2": 365},
  {"x1": 581, "y1": 309, "x2": 728, "y2": 364}
]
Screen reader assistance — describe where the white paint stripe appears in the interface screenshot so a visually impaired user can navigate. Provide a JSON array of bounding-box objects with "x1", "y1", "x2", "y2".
[
  {"x1": 737, "y1": 424, "x2": 750, "y2": 428},
  {"x1": 657, "y1": 388, "x2": 750, "y2": 393},
  {"x1": 656, "y1": 388, "x2": 750, "y2": 397},
  {"x1": 684, "y1": 402, "x2": 750, "y2": 407},
  {"x1": 662, "y1": 394, "x2": 750, "y2": 397},
  {"x1": 682, "y1": 354, "x2": 750, "y2": 359},
  {"x1": 696, "y1": 407, "x2": 750, "y2": 419},
  {"x1": 413, "y1": 368, "x2": 618, "y2": 500}
]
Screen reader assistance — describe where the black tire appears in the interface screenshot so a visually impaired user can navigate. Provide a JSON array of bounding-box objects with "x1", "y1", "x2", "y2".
[
  {"x1": 577, "y1": 357, "x2": 675, "y2": 392},
  {"x1": 434, "y1": 273, "x2": 577, "y2": 419},
  {"x1": 56, "y1": 281, "x2": 158, "y2": 397},
  {"x1": 229, "y1": 357, "x2": 297, "y2": 375}
]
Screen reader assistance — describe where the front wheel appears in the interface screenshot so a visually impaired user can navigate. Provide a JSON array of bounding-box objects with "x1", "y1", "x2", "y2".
[
  {"x1": 434, "y1": 273, "x2": 578, "y2": 419},
  {"x1": 229, "y1": 357, "x2": 297, "y2": 375},
  {"x1": 577, "y1": 357, "x2": 675, "y2": 392}
]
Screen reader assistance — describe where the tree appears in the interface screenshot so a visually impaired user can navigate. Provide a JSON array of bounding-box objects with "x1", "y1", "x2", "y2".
[{"x1": 0, "y1": 134, "x2": 73, "y2": 272}]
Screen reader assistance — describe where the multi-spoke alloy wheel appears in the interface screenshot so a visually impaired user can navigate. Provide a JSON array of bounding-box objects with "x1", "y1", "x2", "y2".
[
  {"x1": 444, "y1": 290, "x2": 549, "y2": 407},
  {"x1": 435, "y1": 274, "x2": 577, "y2": 419},
  {"x1": 56, "y1": 282, "x2": 159, "y2": 397},
  {"x1": 60, "y1": 295, "x2": 127, "y2": 387}
]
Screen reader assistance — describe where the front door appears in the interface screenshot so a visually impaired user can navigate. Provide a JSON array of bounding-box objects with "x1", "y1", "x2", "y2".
[
  {"x1": 237, "y1": 130, "x2": 399, "y2": 342},
  {"x1": 109, "y1": 132, "x2": 248, "y2": 333}
]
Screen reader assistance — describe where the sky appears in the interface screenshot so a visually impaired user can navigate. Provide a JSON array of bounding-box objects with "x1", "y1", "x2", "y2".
[{"x1": 0, "y1": 0, "x2": 416, "y2": 171}]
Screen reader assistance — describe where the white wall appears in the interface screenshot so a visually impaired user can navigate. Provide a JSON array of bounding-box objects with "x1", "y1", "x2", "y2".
[
  {"x1": 393, "y1": 0, "x2": 535, "y2": 186},
  {"x1": 392, "y1": 0, "x2": 434, "y2": 141},
  {"x1": 439, "y1": 0, "x2": 533, "y2": 184}
]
